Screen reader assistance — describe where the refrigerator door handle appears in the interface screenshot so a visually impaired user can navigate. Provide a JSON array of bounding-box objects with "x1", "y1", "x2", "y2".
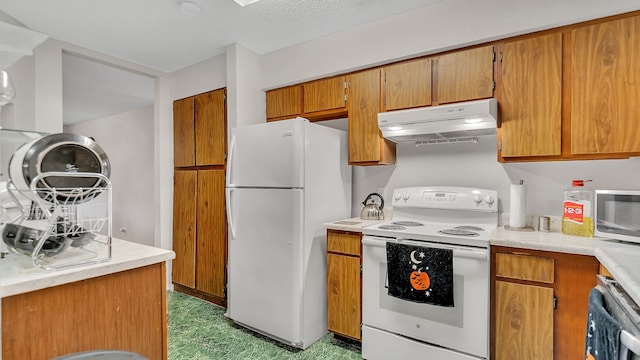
[
  {"x1": 226, "y1": 133, "x2": 236, "y2": 187},
  {"x1": 226, "y1": 188, "x2": 236, "y2": 240}
]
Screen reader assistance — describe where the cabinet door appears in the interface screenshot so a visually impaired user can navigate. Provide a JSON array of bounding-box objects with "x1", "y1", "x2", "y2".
[
  {"x1": 553, "y1": 253, "x2": 599, "y2": 360},
  {"x1": 303, "y1": 75, "x2": 346, "y2": 113},
  {"x1": 327, "y1": 253, "x2": 361, "y2": 340},
  {"x1": 348, "y1": 69, "x2": 395, "y2": 165},
  {"x1": 172, "y1": 170, "x2": 197, "y2": 288},
  {"x1": 383, "y1": 58, "x2": 432, "y2": 111},
  {"x1": 495, "y1": 281, "x2": 554, "y2": 360},
  {"x1": 571, "y1": 15, "x2": 640, "y2": 154},
  {"x1": 195, "y1": 89, "x2": 226, "y2": 166},
  {"x1": 195, "y1": 169, "x2": 226, "y2": 297},
  {"x1": 436, "y1": 45, "x2": 494, "y2": 104},
  {"x1": 498, "y1": 33, "x2": 563, "y2": 157},
  {"x1": 173, "y1": 97, "x2": 195, "y2": 167},
  {"x1": 266, "y1": 85, "x2": 301, "y2": 120}
]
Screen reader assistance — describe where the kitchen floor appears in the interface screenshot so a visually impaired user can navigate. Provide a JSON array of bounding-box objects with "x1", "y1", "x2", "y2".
[{"x1": 167, "y1": 291, "x2": 362, "y2": 359}]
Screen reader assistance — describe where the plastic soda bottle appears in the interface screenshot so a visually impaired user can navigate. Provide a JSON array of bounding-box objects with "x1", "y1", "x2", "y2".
[{"x1": 561, "y1": 180, "x2": 593, "y2": 237}]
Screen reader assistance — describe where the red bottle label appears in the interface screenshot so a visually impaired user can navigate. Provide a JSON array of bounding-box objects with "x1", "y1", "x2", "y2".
[{"x1": 563, "y1": 201, "x2": 584, "y2": 223}]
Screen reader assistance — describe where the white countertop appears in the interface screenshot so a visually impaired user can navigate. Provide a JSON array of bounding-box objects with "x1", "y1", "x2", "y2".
[
  {"x1": 0, "y1": 238, "x2": 175, "y2": 298},
  {"x1": 324, "y1": 217, "x2": 384, "y2": 232},
  {"x1": 492, "y1": 227, "x2": 640, "y2": 307}
]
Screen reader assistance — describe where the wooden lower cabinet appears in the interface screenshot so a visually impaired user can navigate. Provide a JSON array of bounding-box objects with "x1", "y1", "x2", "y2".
[
  {"x1": 172, "y1": 168, "x2": 226, "y2": 305},
  {"x1": 326, "y1": 230, "x2": 362, "y2": 341},
  {"x1": 491, "y1": 246, "x2": 599, "y2": 360},
  {"x1": 2, "y1": 264, "x2": 168, "y2": 360},
  {"x1": 495, "y1": 281, "x2": 554, "y2": 359}
]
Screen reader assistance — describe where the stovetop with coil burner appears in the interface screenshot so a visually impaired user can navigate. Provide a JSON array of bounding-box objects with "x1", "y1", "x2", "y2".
[{"x1": 363, "y1": 186, "x2": 498, "y2": 248}]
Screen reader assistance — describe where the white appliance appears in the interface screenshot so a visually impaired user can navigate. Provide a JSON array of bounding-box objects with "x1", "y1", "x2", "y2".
[
  {"x1": 361, "y1": 186, "x2": 497, "y2": 360},
  {"x1": 594, "y1": 190, "x2": 640, "y2": 244},
  {"x1": 225, "y1": 117, "x2": 351, "y2": 349},
  {"x1": 377, "y1": 98, "x2": 498, "y2": 144},
  {"x1": 594, "y1": 275, "x2": 640, "y2": 359}
]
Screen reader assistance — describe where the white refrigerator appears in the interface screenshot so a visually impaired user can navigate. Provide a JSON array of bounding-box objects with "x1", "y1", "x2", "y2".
[{"x1": 225, "y1": 117, "x2": 351, "y2": 349}]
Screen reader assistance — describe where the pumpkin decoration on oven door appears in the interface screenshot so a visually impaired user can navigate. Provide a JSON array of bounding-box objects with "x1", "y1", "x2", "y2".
[{"x1": 409, "y1": 250, "x2": 431, "y2": 291}]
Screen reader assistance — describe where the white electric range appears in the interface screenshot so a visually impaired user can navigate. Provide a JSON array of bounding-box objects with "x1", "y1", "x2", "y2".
[{"x1": 361, "y1": 186, "x2": 498, "y2": 360}]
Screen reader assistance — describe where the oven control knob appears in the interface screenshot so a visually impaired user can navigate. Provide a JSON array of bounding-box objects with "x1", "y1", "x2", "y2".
[
  {"x1": 473, "y1": 194, "x2": 483, "y2": 204},
  {"x1": 485, "y1": 195, "x2": 495, "y2": 205},
  {"x1": 403, "y1": 192, "x2": 410, "y2": 200},
  {"x1": 394, "y1": 192, "x2": 401, "y2": 201}
]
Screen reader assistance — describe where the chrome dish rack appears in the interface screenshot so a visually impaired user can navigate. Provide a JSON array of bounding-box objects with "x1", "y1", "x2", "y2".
[{"x1": 2, "y1": 172, "x2": 112, "y2": 270}]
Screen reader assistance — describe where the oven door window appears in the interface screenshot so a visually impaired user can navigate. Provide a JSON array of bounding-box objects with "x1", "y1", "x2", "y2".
[{"x1": 362, "y1": 237, "x2": 489, "y2": 358}]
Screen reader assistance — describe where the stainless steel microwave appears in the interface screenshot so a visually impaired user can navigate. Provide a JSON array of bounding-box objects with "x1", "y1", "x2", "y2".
[{"x1": 595, "y1": 190, "x2": 640, "y2": 244}]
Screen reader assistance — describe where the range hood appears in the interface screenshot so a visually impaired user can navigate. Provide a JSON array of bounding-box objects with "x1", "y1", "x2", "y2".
[{"x1": 378, "y1": 98, "x2": 497, "y2": 144}]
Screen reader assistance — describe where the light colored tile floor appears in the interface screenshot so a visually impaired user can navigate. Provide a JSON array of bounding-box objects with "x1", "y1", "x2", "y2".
[{"x1": 168, "y1": 291, "x2": 362, "y2": 360}]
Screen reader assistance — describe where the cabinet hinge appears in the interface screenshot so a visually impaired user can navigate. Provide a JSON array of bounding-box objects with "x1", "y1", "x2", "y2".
[
  {"x1": 492, "y1": 50, "x2": 496, "y2": 62},
  {"x1": 223, "y1": 93, "x2": 227, "y2": 101},
  {"x1": 499, "y1": 51, "x2": 503, "y2": 63},
  {"x1": 553, "y1": 296, "x2": 557, "y2": 309},
  {"x1": 344, "y1": 81, "x2": 348, "y2": 89},
  {"x1": 360, "y1": 264, "x2": 363, "y2": 274},
  {"x1": 498, "y1": 140, "x2": 502, "y2": 152},
  {"x1": 493, "y1": 80, "x2": 496, "y2": 91},
  {"x1": 345, "y1": 94, "x2": 348, "y2": 103}
]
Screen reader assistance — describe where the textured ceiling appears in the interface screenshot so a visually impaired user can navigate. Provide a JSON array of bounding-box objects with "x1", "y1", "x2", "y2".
[{"x1": 0, "y1": 0, "x2": 441, "y2": 73}]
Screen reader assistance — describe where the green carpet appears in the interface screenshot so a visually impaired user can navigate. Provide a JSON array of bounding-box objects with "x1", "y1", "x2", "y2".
[{"x1": 167, "y1": 291, "x2": 362, "y2": 359}]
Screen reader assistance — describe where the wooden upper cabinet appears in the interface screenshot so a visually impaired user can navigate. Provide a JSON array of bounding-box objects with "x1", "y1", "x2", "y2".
[
  {"x1": 498, "y1": 33, "x2": 563, "y2": 158},
  {"x1": 303, "y1": 75, "x2": 347, "y2": 113},
  {"x1": 173, "y1": 97, "x2": 195, "y2": 167},
  {"x1": 435, "y1": 45, "x2": 495, "y2": 104},
  {"x1": 195, "y1": 89, "x2": 226, "y2": 166},
  {"x1": 383, "y1": 58, "x2": 432, "y2": 111},
  {"x1": 571, "y1": 14, "x2": 640, "y2": 155},
  {"x1": 348, "y1": 69, "x2": 396, "y2": 165},
  {"x1": 266, "y1": 85, "x2": 301, "y2": 120},
  {"x1": 174, "y1": 88, "x2": 226, "y2": 167}
]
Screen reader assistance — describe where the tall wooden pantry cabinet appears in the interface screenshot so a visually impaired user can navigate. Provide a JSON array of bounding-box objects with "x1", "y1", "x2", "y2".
[{"x1": 172, "y1": 88, "x2": 228, "y2": 306}]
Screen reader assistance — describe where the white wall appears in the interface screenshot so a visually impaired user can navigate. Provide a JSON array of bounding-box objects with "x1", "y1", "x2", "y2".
[
  {"x1": 261, "y1": 0, "x2": 640, "y2": 89},
  {"x1": 352, "y1": 137, "x2": 640, "y2": 226},
  {"x1": 226, "y1": 43, "x2": 265, "y2": 134},
  {"x1": 33, "y1": 39, "x2": 63, "y2": 134},
  {"x1": 3, "y1": 55, "x2": 35, "y2": 130},
  {"x1": 64, "y1": 106, "x2": 155, "y2": 246},
  {"x1": 172, "y1": 54, "x2": 226, "y2": 100}
]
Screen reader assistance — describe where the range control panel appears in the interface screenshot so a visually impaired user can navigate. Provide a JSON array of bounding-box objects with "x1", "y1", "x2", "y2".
[{"x1": 392, "y1": 186, "x2": 497, "y2": 212}]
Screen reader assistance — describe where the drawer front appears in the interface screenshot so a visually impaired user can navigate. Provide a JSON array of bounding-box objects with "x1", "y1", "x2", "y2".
[
  {"x1": 327, "y1": 231, "x2": 361, "y2": 256},
  {"x1": 495, "y1": 253, "x2": 554, "y2": 283}
]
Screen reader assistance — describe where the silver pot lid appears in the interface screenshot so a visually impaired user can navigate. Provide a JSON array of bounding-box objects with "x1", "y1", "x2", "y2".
[{"x1": 14, "y1": 133, "x2": 110, "y2": 201}]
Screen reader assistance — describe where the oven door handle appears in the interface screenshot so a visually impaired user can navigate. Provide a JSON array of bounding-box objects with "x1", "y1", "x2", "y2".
[
  {"x1": 621, "y1": 330, "x2": 640, "y2": 357},
  {"x1": 362, "y1": 236, "x2": 488, "y2": 261}
]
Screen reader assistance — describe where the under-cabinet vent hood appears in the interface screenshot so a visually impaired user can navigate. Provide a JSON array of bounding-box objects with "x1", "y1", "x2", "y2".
[{"x1": 378, "y1": 98, "x2": 497, "y2": 144}]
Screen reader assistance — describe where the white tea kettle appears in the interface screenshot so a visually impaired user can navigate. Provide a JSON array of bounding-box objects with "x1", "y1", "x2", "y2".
[{"x1": 360, "y1": 193, "x2": 384, "y2": 220}]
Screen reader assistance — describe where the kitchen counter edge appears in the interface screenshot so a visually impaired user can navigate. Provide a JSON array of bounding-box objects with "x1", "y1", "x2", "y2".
[
  {"x1": 0, "y1": 238, "x2": 175, "y2": 298},
  {"x1": 491, "y1": 226, "x2": 640, "y2": 307}
]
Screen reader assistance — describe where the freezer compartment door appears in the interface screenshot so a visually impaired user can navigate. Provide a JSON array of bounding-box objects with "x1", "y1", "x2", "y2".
[
  {"x1": 227, "y1": 118, "x2": 305, "y2": 188},
  {"x1": 226, "y1": 187, "x2": 304, "y2": 344}
]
